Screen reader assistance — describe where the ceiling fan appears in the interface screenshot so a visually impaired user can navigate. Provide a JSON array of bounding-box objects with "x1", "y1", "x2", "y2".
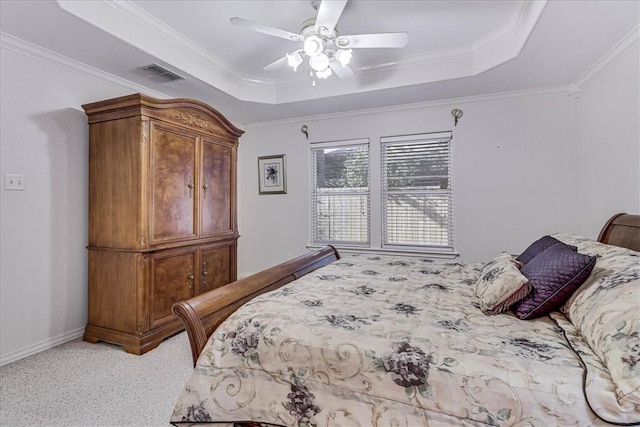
[{"x1": 230, "y1": 0, "x2": 409, "y2": 81}]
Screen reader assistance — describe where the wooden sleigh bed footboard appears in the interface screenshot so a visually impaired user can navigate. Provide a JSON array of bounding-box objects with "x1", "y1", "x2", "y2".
[{"x1": 173, "y1": 245, "x2": 340, "y2": 365}]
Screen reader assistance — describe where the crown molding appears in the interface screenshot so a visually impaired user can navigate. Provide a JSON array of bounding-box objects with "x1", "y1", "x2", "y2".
[
  {"x1": 574, "y1": 25, "x2": 639, "y2": 90},
  {"x1": 245, "y1": 85, "x2": 570, "y2": 129},
  {"x1": 0, "y1": 32, "x2": 168, "y2": 98},
  {"x1": 5, "y1": 17, "x2": 633, "y2": 130},
  {"x1": 2, "y1": 28, "x2": 568, "y2": 130},
  {"x1": 278, "y1": 1, "x2": 547, "y2": 85},
  {"x1": 2, "y1": 29, "x2": 568, "y2": 130},
  {"x1": 105, "y1": 0, "x2": 270, "y2": 86},
  {"x1": 56, "y1": 0, "x2": 277, "y2": 103},
  {"x1": 471, "y1": 0, "x2": 546, "y2": 74},
  {"x1": 55, "y1": 0, "x2": 547, "y2": 105},
  {"x1": 254, "y1": 1, "x2": 548, "y2": 105}
]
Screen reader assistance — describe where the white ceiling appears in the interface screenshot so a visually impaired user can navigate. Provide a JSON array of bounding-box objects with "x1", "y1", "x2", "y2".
[{"x1": 1, "y1": 0, "x2": 638, "y2": 125}]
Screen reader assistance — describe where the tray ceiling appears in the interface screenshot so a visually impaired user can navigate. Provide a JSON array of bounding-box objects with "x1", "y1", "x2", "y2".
[{"x1": 0, "y1": 0, "x2": 638, "y2": 124}]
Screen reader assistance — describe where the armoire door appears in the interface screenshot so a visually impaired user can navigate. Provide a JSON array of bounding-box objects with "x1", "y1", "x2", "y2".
[
  {"x1": 149, "y1": 248, "x2": 197, "y2": 329},
  {"x1": 200, "y1": 138, "x2": 234, "y2": 238},
  {"x1": 199, "y1": 241, "x2": 236, "y2": 294},
  {"x1": 149, "y1": 122, "x2": 198, "y2": 245}
]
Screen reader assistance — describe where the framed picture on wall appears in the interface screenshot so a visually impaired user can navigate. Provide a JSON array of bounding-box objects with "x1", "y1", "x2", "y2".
[{"x1": 258, "y1": 154, "x2": 286, "y2": 195}]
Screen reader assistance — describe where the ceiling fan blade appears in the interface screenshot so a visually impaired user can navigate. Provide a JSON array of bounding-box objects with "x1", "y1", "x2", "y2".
[
  {"x1": 230, "y1": 17, "x2": 302, "y2": 42},
  {"x1": 263, "y1": 56, "x2": 288, "y2": 72},
  {"x1": 336, "y1": 32, "x2": 409, "y2": 49},
  {"x1": 329, "y1": 59, "x2": 355, "y2": 79},
  {"x1": 315, "y1": 0, "x2": 347, "y2": 35}
]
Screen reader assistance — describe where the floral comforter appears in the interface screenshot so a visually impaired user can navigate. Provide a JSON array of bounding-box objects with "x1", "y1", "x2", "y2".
[{"x1": 171, "y1": 254, "x2": 615, "y2": 426}]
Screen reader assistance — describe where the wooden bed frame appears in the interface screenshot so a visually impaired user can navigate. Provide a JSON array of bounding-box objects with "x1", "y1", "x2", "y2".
[
  {"x1": 597, "y1": 212, "x2": 640, "y2": 252},
  {"x1": 173, "y1": 213, "x2": 640, "y2": 366},
  {"x1": 173, "y1": 245, "x2": 340, "y2": 365}
]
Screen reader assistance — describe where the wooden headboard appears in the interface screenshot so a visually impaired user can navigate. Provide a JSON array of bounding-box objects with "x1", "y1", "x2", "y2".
[{"x1": 597, "y1": 213, "x2": 640, "y2": 252}]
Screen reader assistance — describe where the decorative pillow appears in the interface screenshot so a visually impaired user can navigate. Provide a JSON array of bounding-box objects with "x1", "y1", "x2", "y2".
[
  {"x1": 514, "y1": 244, "x2": 596, "y2": 320},
  {"x1": 475, "y1": 252, "x2": 531, "y2": 315},
  {"x1": 516, "y1": 235, "x2": 576, "y2": 265}
]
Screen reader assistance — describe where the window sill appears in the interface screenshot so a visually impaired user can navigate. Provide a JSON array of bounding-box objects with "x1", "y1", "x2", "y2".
[{"x1": 306, "y1": 244, "x2": 459, "y2": 259}]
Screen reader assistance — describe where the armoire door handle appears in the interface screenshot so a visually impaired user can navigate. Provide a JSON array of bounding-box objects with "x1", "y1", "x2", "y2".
[
  {"x1": 187, "y1": 174, "x2": 194, "y2": 198},
  {"x1": 202, "y1": 176, "x2": 209, "y2": 198},
  {"x1": 202, "y1": 262, "x2": 208, "y2": 285},
  {"x1": 187, "y1": 266, "x2": 194, "y2": 289}
]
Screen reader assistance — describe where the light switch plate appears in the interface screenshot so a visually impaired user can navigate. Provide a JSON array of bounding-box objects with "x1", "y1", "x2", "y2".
[{"x1": 4, "y1": 174, "x2": 26, "y2": 190}]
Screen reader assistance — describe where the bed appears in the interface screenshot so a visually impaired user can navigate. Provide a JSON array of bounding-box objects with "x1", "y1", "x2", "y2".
[{"x1": 170, "y1": 213, "x2": 640, "y2": 426}]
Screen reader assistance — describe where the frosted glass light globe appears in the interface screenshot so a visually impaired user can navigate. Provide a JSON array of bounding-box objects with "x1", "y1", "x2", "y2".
[
  {"x1": 316, "y1": 67, "x2": 333, "y2": 79},
  {"x1": 309, "y1": 53, "x2": 330, "y2": 71},
  {"x1": 335, "y1": 48, "x2": 352, "y2": 67},
  {"x1": 286, "y1": 52, "x2": 303, "y2": 71}
]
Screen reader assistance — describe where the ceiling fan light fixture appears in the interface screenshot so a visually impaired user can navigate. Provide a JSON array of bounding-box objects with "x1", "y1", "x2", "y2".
[
  {"x1": 335, "y1": 48, "x2": 352, "y2": 67},
  {"x1": 231, "y1": 0, "x2": 410, "y2": 82},
  {"x1": 303, "y1": 35, "x2": 324, "y2": 56},
  {"x1": 287, "y1": 52, "x2": 304, "y2": 71},
  {"x1": 309, "y1": 52, "x2": 330, "y2": 71},
  {"x1": 316, "y1": 67, "x2": 332, "y2": 79}
]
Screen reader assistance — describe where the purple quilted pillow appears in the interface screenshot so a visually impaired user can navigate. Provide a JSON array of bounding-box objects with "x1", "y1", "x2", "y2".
[
  {"x1": 516, "y1": 235, "x2": 577, "y2": 264},
  {"x1": 515, "y1": 243, "x2": 596, "y2": 320}
]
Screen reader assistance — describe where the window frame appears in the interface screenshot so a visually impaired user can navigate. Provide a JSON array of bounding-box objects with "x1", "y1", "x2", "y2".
[
  {"x1": 309, "y1": 138, "x2": 371, "y2": 247},
  {"x1": 380, "y1": 132, "x2": 454, "y2": 252},
  {"x1": 308, "y1": 133, "x2": 456, "y2": 257}
]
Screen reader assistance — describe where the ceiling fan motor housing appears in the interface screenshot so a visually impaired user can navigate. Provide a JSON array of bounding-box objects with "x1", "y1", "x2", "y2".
[{"x1": 300, "y1": 18, "x2": 337, "y2": 39}]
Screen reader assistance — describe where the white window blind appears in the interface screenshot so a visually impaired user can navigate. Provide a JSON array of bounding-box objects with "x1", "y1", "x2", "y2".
[
  {"x1": 381, "y1": 132, "x2": 453, "y2": 250},
  {"x1": 310, "y1": 139, "x2": 370, "y2": 246}
]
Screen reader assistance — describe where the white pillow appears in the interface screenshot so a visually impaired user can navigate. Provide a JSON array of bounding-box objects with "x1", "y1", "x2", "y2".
[{"x1": 475, "y1": 252, "x2": 531, "y2": 315}]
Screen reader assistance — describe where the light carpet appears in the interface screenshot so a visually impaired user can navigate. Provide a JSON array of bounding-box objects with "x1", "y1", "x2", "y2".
[{"x1": 0, "y1": 332, "x2": 194, "y2": 426}]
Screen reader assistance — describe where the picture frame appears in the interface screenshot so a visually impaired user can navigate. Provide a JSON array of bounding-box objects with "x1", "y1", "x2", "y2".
[{"x1": 258, "y1": 154, "x2": 286, "y2": 195}]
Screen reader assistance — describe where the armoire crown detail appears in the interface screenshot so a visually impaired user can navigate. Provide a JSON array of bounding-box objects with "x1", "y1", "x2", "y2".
[
  {"x1": 82, "y1": 93, "x2": 243, "y2": 355},
  {"x1": 168, "y1": 110, "x2": 226, "y2": 136}
]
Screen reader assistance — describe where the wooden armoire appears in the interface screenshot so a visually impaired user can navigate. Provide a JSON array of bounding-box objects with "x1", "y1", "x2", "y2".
[{"x1": 82, "y1": 94, "x2": 243, "y2": 355}]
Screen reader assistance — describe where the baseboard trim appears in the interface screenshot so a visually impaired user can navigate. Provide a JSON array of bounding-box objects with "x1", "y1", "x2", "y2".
[{"x1": 0, "y1": 327, "x2": 85, "y2": 366}]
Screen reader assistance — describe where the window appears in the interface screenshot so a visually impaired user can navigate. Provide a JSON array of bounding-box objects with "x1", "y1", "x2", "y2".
[
  {"x1": 310, "y1": 139, "x2": 369, "y2": 246},
  {"x1": 381, "y1": 132, "x2": 453, "y2": 251},
  {"x1": 310, "y1": 132, "x2": 453, "y2": 253}
]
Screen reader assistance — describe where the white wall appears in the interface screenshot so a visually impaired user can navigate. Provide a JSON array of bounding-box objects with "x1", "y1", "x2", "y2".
[
  {"x1": 0, "y1": 42, "x2": 158, "y2": 364},
  {"x1": 1, "y1": 36, "x2": 638, "y2": 364},
  {"x1": 575, "y1": 47, "x2": 640, "y2": 234},
  {"x1": 238, "y1": 91, "x2": 580, "y2": 272}
]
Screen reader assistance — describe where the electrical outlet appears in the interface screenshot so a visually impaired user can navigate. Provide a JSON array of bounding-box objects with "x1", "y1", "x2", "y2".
[{"x1": 4, "y1": 174, "x2": 26, "y2": 191}]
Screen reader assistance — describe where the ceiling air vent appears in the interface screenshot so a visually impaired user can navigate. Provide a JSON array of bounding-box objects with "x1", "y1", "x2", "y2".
[{"x1": 143, "y1": 64, "x2": 185, "y2": 82}]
